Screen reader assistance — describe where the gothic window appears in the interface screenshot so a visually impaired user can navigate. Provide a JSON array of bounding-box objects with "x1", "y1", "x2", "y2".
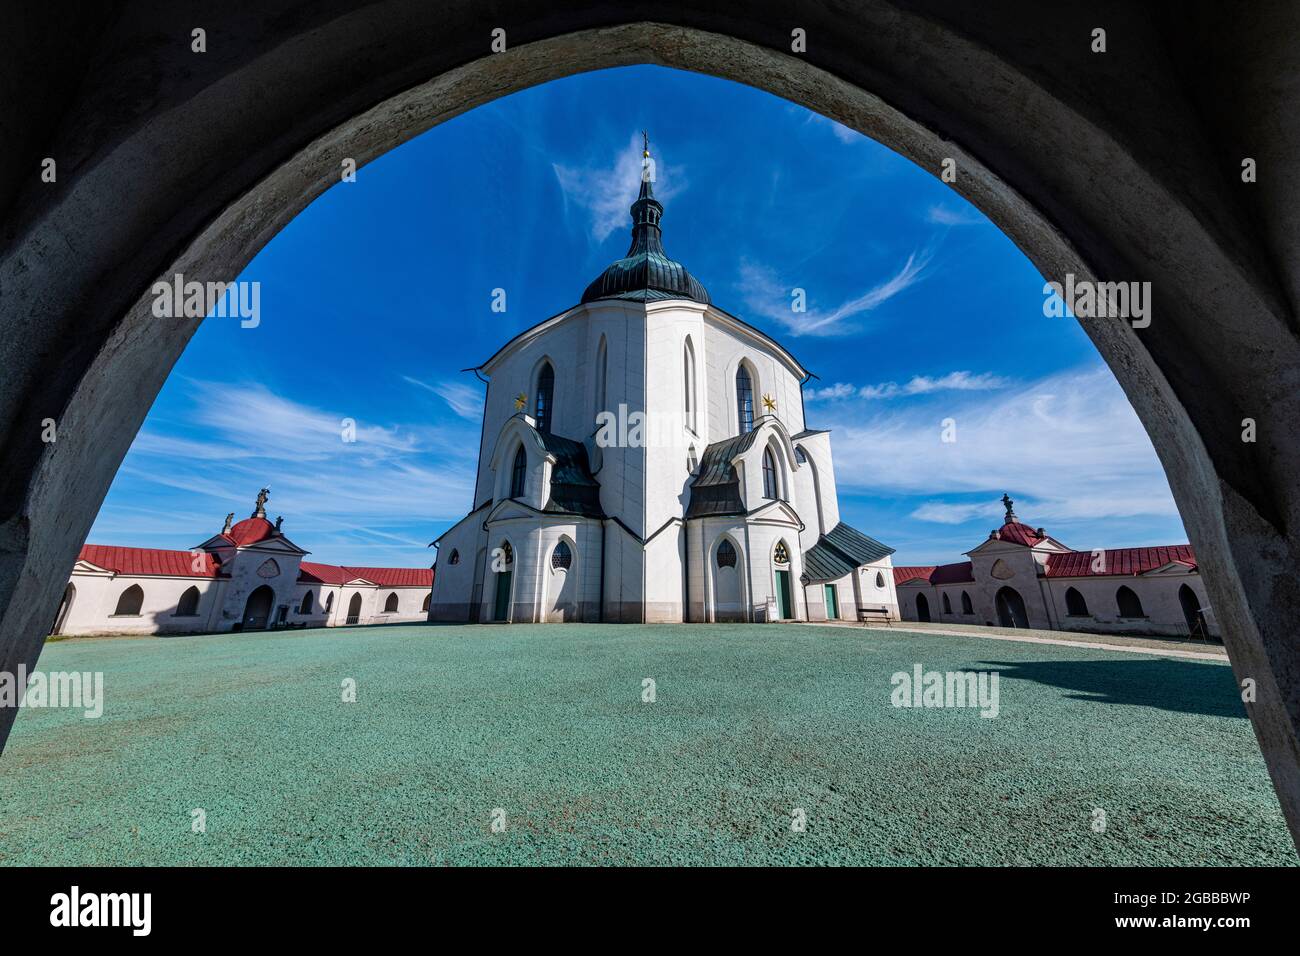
[
  {"x1": 176, "y1": 586, "x2": 200, "y2": 617},
  {"x1": 534, "y1": 362, "x2": 555, "y2": 434},
  {"x1": 683, "y1": 337, "x2": 697, "y2": 432},
  {"x1": 114, "y1": 584, "x2": 144, "y2": 616},
  {"x1": 448, "y1": 549, "x2": 460, "y2": 565},
  {"x1": 774, "y1": 541, "x2": 790, "y2": 565},
  {"x1": 299, "y1": 591, "x2": 314, "y2": 614},
  {"x1": 961, "y1": 591, "x2": 974, "y2": 615},
  {"x1": 594, "y1": 336, "x2": 608, "y2": 424},
  {"x1": 500, "y1": 541, "x2": 514, "y2": 565},
  {"x1": 716, "y1": 539, "x2": 737, "y2": 568},
  {"x1": 1065, "y1": 587, "x2": 1089, "y2": 616},
  {"x1": 551, "y1": 540, "x2": 573, "y2": 570},
  {"x1": 736, "y1": 365, "x2": 754, "y2": 434},
  {"x1": 875, "y1": 571, "x2": 885, "y2": 588},
  {"x1": 795, "y1": 445, "x2": 807, "y2": 464},
  {"x1": 325, "y1": 592, "x2": 334, "y2": 610},
  {"x1": 510, "y1": 446, "x2": 527, "y2": 499},
  {"x1": 1116, "y1": 586, "x2": 1144, "y2": 618},
  {"x1": 942, "y1": 593, "x2": 953, "y2": 615},
  {"x1": 384, "y1": 592, "x2": 399, "y2": 613},
  {"x1": 421, "y1": 593, "x2": 431, "y2": 612},
  {"x1": 762, "y1": 447, "x2": 778, "y2": 499}
]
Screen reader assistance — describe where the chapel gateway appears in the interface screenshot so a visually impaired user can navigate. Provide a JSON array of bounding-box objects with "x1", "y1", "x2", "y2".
[{"x1": 429, "y1": 141, "x2": 900, "y2": 624}]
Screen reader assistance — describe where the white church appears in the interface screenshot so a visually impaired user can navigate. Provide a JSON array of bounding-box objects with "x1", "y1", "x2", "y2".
[{"x1": 429, "y1": 139, "x2": 900, "y2": 624}]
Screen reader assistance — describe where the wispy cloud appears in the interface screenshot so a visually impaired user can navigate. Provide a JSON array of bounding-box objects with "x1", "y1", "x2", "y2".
[
  {"x1": 99, "y1": 382, "x2": 478, "y2": 565},
  {"x1": 405, "y1": 375, "x2": 483, "y2": 421},
  {"x1": 808, "y1": 370, "x2": 1010, "y2": 402},
  {"x1": 806, "y1": 112, "x2": 860, "y2": 144},
  {"x1": 925, "y1": 203, "x2": 986, "y2": 227},
  {"x1": 739, "y1": 247, "x2": 934, "y2": 337},
  {"x1": 553, "y1": 132, "x2": 687, "y2": 243},
  {"x1": 823, "y1": 365, "x2": 1180, "y2": 526}
]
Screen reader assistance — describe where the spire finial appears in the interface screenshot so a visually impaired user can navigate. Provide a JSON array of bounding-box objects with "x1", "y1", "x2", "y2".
[
  {"x1": 642, "y1": 129, "x2": 649, "y2": 158},
  {"x1": 1001, "y1": 493, "x2": 1016, "y2": 521}
]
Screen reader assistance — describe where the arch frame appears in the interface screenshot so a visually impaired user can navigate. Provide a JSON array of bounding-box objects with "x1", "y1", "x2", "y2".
[{"x1": 0, "y1": 10, "x2": 1297, "y2": 842}]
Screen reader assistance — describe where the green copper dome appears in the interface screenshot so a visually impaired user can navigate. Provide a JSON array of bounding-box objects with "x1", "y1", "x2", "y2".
[{"x1": 581, "y1": 145, "x2": 709, "y2": 306}]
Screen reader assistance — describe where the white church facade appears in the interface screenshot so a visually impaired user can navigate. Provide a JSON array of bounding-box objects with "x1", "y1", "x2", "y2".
[
  {"x1": 52, "y1": 490, "x2": 433, "y2": 636},
  {"x1": 429, "y1": 140, "x2": 899, "y2": 624},
  {"x1": 893, "y1": 495, "x2": 1219, "y2": 640}
]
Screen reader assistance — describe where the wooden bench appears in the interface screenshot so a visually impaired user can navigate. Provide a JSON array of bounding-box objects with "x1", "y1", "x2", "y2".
[{"x1": 857, "y1": 606, "x2": 893, "y2": 627}]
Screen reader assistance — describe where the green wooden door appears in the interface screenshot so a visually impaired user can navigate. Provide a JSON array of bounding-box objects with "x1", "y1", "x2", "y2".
[
  {"x1": 493, "y1": 569, "x2": 512, "y2": 622},
  {"x1": 775, "y1": 569, "x2": 792, "y2": 620},
  {"x1": 824, "y1": 584, "x2": 839, "y2": 619}
]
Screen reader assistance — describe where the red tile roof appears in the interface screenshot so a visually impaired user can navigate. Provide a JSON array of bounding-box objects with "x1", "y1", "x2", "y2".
[
  {"x1": 297, "y1": 562, "x2": 433, "y2": 588},
  {"x1": 223, "y1": 517, "x2": 276, "y2": 546},
  {"x1": 1046, "y1": 545, "x2": 1196, "y2": 578},
  {"x1": 995, "y1": 521, "x2": 1047, "y2": 546},
  {"x1": 894, "y1": 561, "x2": 974, "y2": 585},
  {"x1": 893, "y1": 565, "x2": 936, "y2": 585},
  {"x1": 79, "y1": 544, "x2": 224, "y2": 578}
]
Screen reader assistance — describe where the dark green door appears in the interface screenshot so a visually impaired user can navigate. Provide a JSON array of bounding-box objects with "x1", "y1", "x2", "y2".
[
  {"x1": 824, "y1": 584, "x2": 839, "y2": 619},
  {"x1": 775, "y1": 569, "x2": 792, "y2": 619},
  {"x1": 493, "y1": 569, "x2": 512, "y2": 622}
]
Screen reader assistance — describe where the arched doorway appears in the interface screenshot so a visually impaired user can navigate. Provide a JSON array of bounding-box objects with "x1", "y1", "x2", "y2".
[
  {"x1": 995, "y1": 587, "x2": 1029, "y2": 629},
  {"x1": 242, "y1": 585, "x2": 274, "y2": 631},
  {"x1": 1180, "y1": 584, "x2": 1209, "y2": 639},
  {"x1": 492, "y1": 541, "x2": 514, "y2": 623},
  {"x1": 50, "y1": 583, "x2": 75, "y2": 635},
  {"x1": 346, "y1": 592, "x2": 363, "y2": 625},
  {"x1": 2, "y1": 9, "x2": 1300, "y2": 847},
  {"x1": 712, "y1": 537, "x2": 744, "y2": 623},
  {"x1": 915, "y1": 593, "x2": 930, "y2": 623}
]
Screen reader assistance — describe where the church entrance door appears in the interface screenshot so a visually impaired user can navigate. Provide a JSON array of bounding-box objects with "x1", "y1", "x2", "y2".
[
  {"x1": 995, "y1": 586, "x2": 1029, "y2": 628},
  {"x1": 775, "y1": 569, "x2": 792, "y2": 620},
  {"x1": 493, "y1": 568, "x2": 512, "y2": 622},
  {"x1": 242, "y1": 585, "x2": 274, "y2": 631}
]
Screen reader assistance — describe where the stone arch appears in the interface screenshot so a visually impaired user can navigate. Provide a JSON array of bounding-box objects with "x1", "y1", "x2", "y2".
[
  {"x1": 176, "y1": 585, "x2": 200, "y2": 617},
  {"x1": 1064, "y1": 587, "x2": 1089, "y2": 617},
  {"x1": 242, "y1": 585, "x2": 275, "y2": 631},
  {"x1": 113, "y1": 584, "x2": 144, "y2": 617},
  {"x1": 1, "y1": 9, "x2": 1298, "y2": 842},
  {"x1": 383, "y1": 591, "x2": 400, "y2": 613}
]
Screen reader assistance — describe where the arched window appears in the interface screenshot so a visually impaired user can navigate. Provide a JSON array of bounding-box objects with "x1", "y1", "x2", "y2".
[
  {"x1": 773, "y1": 540, "x2": 790, "y2": 565},
  {"x1": 114, "y1": 584, "x2": 144, "y2": 616},
  {"x1": 795, "y1": 445, "x2": 808, "y2": 464},
  {"x1": 448, "y1": 549, "x2": 460, "y2": 565},
  {"x1": 421, "y1": 593, "x2": 431, "y2": 612},
  {"x1": 534, "y1": 362, "x2": 555, "y2": 434},
  {"x1": 384, "y1": 592, "x2": 399, "y2": 613},
  {"x1": 176, "y1": 585, "x2": 200, "y2": 616},
  {"x1": 510, "y1": 445, "x2": 527, "y2": 499},
  {"x1": 325, "y1": 592, "x2": 334, "y2": 610},
  {"x1": 299, "y1": 590, "x2": 314, "y2": 614},
  {"x1": 1116, "y1": 586, "x2": 1145, "y2": 618},
  {"x1": 716, "y1": 539, "x2": 737, "y2": 568},
  {"x1": 960, "y1": 591, "x2": 974, "y2": 615},
  {"x1": 942, "y1": 593, "x2": 953, "y2": 615},
  {"x1": 875, "y1": 571, "x2": 885, "y2": 588},
  {"x1": 500, "y1": 541, "x2": 514, "y2": 565},
  {"x1": 683, "y1": 337, "x2": 697, "y2": 432},
  {"x1": 1065, "y1": 587, "x2": 1089, "y2": 616},
  {"x1": 551, "y1": 540, "x2": 573, "y2": 570},
  {"x1": 594, "y1": 336, "x2": 608, "y2": 424},
  {"x1": 762, "y1": 447, "x2": 778, "y2": 499},
  {"x1": 736, "y1": 365, "x2": 754, "y2": 434}
]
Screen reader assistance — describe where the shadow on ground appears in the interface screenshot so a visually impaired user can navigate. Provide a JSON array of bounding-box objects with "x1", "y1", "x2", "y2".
[{"x1": 977, "y1": 657, "x2": 1246, "y2": 719}]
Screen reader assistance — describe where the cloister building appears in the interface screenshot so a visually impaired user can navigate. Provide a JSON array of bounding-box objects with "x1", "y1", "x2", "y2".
[
  {"x1": 51, "y1": 490, "x2": 433, "y2": 636},
  {"x1": 893, "y1": 496, "x2": 1217, "y2": 640}
]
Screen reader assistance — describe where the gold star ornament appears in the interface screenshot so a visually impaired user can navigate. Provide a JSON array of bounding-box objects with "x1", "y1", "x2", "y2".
[
  {"x1": 514, "y1": 392, "x2": 528, "y2": 411},
  {"x1": 762, "y1": 394, "x2": 777, "y2": 413}
]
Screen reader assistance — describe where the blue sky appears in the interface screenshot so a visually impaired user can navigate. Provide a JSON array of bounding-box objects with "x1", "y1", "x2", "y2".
[{"x1": 90, "y1": 65, "x2": 1187, "y2": 568}]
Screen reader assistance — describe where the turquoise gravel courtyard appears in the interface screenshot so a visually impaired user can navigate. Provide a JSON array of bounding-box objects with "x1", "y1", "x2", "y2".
[{"x1": 0, "y1": 623, "x2": 1293, "y2": 866}]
